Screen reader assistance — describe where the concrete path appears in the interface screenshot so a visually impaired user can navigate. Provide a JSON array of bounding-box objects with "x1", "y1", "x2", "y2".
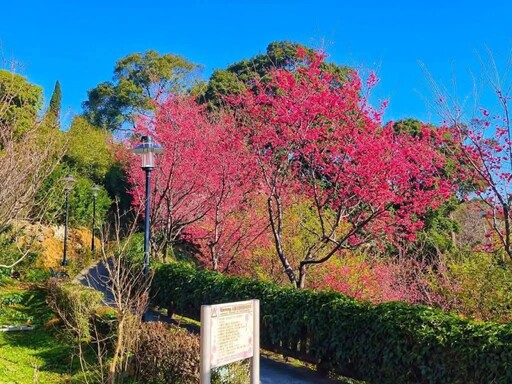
[{"x1": 75, "y1": 262, "x2": 340, "y2": 384}]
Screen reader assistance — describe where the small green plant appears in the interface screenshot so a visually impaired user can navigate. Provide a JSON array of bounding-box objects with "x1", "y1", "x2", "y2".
[
  {"x1": 23, "y1": 267, "x2": 51, "y2": 283},
  {"x1": 212, "y1": 360, "x2": 250, "y2": 384},
  {"x1": 0, "y1": 292, "x2": 24, "y2": 306},
  {"x1": 0, "y1": 289, "x2": 51, "y2": 326}
]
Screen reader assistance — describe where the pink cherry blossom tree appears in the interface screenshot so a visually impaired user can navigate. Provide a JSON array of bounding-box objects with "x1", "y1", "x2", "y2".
[{"x1": 230, "y1": 50, "x2": 455, "y2": 288}]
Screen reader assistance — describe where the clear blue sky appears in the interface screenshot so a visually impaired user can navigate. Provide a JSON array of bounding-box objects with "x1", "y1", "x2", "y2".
[{"x1": 1, "y1": 0, "x2": 510, "y2": 126}]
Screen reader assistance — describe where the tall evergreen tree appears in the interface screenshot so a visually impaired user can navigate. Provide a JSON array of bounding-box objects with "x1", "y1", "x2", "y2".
[{"x1": 48, "y1": 80, "x2": 61, "y2": 120}]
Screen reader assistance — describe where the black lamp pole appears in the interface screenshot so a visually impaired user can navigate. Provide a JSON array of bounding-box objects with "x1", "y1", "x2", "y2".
[
  {"x1": 62, "y1": 174, "x2": 76, "y2": 266},
  {"x1": 132, "y1": 136, "x2": 163, "y2": 276},
  {"x1": 91, "y1": 185, "x2": 100, "y2": 254},
  {"x1": 62, "y1": 189, "x2": 70, "y2": 266},
  {"x1": 143, "y1": 168, "x2": 151, "y2": 275}
]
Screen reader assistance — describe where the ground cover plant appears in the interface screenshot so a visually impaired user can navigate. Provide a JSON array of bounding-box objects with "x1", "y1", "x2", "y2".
[{"x1": 0, "y1": 282, "x2": 82, "y2": 383}]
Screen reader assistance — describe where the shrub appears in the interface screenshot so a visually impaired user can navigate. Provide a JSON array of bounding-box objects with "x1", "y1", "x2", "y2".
[
  {"x1": 136, "y1": 322, "x2": 200, "y2": 383},
  {"x1": 211, "y1": 360, "x2": 250, "y2": 384},
  {"x1": 46, "y1": 279, "x2": 103, "y2": 341},
  {"x1": 152, "y1": 262, "x2": 512, "y2": 384},
  {"x1": 432, "y1": 251, "x2": 512, "y2": 321},
  {"x1": 136, "y1": 321, "x2": 249, "y2": 384}
]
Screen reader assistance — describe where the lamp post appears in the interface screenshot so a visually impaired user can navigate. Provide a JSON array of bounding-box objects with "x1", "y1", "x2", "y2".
[
  {"x1": 91, "y1": 184, "x2": 100, "y2": 254},
  {"x1": 62, "y1": 174, "x2": 76, "y2": 266},
  {"x1": 132, "y1": 136, "x2": 163, "y2": 275}
]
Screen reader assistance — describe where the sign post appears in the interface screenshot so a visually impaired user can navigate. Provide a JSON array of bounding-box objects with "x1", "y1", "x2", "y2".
[{"x1": 200, "y1": 299, "x2": 260, "y2": 383}]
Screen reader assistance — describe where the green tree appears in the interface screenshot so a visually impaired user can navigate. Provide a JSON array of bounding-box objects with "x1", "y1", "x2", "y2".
[
  {"x1": 34, "y1": 165, "x2": 111, "y2": 227},
  {"x1": 65, "y1": 116, "x2": 114, "y2": 182},
  {"x1": 203, "y1": 41, "x2": 351, "y2": 107},
  {"x1": 83, "y1": 50, "x2": 200, "y2": 131},
  {"x1": 0, "y1": 69, "x2": 42, "y2": 138},
  {"x1": 48, "y1": 80, "x2": 62, "y2": 120}
]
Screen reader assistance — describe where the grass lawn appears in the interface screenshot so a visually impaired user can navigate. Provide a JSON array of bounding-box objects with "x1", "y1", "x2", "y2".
[{"x1": 0, "y1": 281, "x2": 80, "y2": 383}]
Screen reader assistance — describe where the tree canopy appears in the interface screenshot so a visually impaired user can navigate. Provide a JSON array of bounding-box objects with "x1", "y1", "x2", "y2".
[
  {"x1": 83, "y1": 50, "x2": 200, "y2": 131},
  {"x1": 203, "y1": 41, "x2": 351, "y2": 107},
  {"x1": 48, "y1": 80, "x2": 61, "y2": 120},
  {"x1": 0, "y1": 70, "x2": 42, "y2": 138}
]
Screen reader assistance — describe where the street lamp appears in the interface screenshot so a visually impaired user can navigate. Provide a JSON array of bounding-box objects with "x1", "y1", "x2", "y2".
[
  {"x1": 132, "y1": 136, "x2": 163, "y2": 275},
  {"x1": 91, "y1": 184, "x2": 100, "y2": 254},
  {"x1": 62, "y1": 174, "x2": 76, "y2": 266}
]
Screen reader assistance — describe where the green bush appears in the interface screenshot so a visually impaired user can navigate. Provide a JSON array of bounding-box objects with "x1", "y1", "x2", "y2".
[
  {"x1": 152, "y1": 262, "x2": 512, "y2": 384},
  {"x1": 23, "y1": 267, "x2": 51, "y2": 283},
  {"x1": 121, "y1": 232, "x2": 145, "y2": 265},
  {"x1": 211, "y1": 360, "x2": 250, "y2": 384},
  {"x1": 434, "y1": 251, "x2": 512, "y2": 321}
]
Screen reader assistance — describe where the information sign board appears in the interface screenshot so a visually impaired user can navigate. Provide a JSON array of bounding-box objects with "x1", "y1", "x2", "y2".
[{"x1": 200, "y1": 299, "x2": 259, "y2": 383}]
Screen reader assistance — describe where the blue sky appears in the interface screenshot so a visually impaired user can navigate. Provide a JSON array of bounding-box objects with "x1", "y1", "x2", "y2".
[{"x1": 0, "y1": 0, "x2": 510, "y2": 126}]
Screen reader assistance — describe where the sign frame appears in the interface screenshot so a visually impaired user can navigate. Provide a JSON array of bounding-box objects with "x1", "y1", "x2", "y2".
[{"x1": 200, "y1": 299, "x2": 260, "y2": 383}]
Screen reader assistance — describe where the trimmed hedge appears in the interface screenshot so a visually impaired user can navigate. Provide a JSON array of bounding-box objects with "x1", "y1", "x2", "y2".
[
  {"x1": 152, "y1": 262, "x2": 512, "y2": 384},
  {"x1": 46, "y1": 279, "x2": 104, "y2": 341}
]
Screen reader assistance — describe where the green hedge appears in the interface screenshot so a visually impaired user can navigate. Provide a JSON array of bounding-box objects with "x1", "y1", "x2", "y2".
[
  {"x1": 152, "y1": 262, "x2": 512, "y2": 384},
  {"x1": 46, "y1": 279, "x2": 104, "y2": 341}
]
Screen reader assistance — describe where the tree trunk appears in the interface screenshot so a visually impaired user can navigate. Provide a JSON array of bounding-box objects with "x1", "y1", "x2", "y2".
[
  {"x1": 109, "y1": 314, "x2": 125, "y2": 384},
  {"x1": 267, "y1": 196, "x2": 298, "y2": 287}
]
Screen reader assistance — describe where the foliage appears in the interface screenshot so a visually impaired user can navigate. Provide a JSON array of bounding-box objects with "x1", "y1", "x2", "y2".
[
  {"x1": 126, "y1": 96, "x2": 265, "y2": 266},
  {"x1": 35, "y1": 164, "x2": 111, "y2": 226},
  {"x1": 68, "y1": 176, "x2": 111, "y2": 227},
  {"x1": 48, "y1": 80, "x2": 62, "y2": 121},
  {"x1": 65, "y1": 116, "x2": 115, "y2": 182},
  {"x1": 135, "y1": 321, "x2": 250, "y2": 384},
  {"x1": 0, "y1": 69, "x2": 66, "y2": 233},
  {"x1": 46, "y1": 279, "x2": 103, "y2": 341},
  {"x1": 83, "y1": 50, "x2": 200, "y2": 131},
  {"x1": 203, "y1": 41, "x2": 351, "y2": 108},
  {"x1": 0, "y1": 225, "x2": 44, "y2": 278},
  {"x1": 0, "y1": 69, "x2": 42, "y2": 137},
  {"x1": 104, "y1": 158, "x2": 133, "y2": 218},
  {"x1": 211, "y1": 360, "x2": 250, "y2": 384},
  {"x1": 391, "y1": 119, "x2": 463, "y2": 259},
  {"x1": 310, "y1": 255, "x2": 397, "y2": 303},
  {"x1": 125, "y1": 96, "x2": 214, "y2": 260},
  {"x1": 153, "y1": 262, "x2": 512, "y2": 384},
  {"x1": 432, "y1": 251, "x2": 512, "y2": 321},
  {"x1": 0, "y1": 287, "x2": 52, "y2": 327},
  {"x1": 127, "y1": 48, "x2": 457, "y2": 288},
  {"x1": 0, "y1": 284, "x2": 82, "y2": 383},
  {"x1": 136, "y1": 322, "x2": 200, "y2": 383},
  {"x1": 48, "y1": 235, "x2": 153, "y2": 384},
  {"x1": 229, "y1": 49, "x2": 456, "y2": 287},
  {"x1": 236, "y1": 197, "x2": 332, "y2": 284}
]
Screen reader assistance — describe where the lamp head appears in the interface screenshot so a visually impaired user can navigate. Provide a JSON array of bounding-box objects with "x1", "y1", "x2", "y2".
[
  {"x1": 63, "y1": 174, "x2": 76, "y2": 192},
  {"x1": 92, "y1": 184, "x2": 100, "y2": 197},
  {"x1": 131, "y1": 136, "x2": 164, "y2": 169}
]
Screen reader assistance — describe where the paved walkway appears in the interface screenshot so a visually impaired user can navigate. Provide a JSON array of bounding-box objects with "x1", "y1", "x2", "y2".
[{"x1": 75, "y1": 262, "x2": 340, "y2": 384}]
